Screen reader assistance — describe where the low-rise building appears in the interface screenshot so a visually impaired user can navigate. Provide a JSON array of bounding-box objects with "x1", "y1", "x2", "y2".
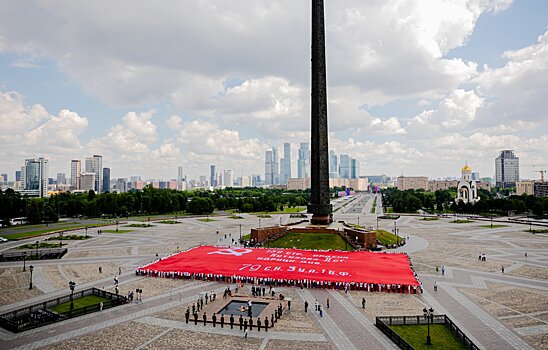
[
  {"x1": 516, "y1": 181, "x2": 534, "y2": 196},
  {"x1": 397, "y1": 176, "x2": 428, "y2": 191}
]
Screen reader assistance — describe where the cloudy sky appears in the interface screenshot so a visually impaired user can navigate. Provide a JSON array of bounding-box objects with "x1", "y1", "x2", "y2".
[{"x1": 1, "y1": 0, "x2": 547, "y2": 181}]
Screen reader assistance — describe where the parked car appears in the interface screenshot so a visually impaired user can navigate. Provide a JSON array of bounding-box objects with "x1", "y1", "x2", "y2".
[{"x1": 0, "y1": 237, "x2": 8, "y2": 243}]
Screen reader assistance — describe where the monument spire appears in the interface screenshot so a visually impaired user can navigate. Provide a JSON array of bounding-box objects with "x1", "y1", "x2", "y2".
[{"x1": 308, "y1": 0, "x2": 332, "y2": 225}]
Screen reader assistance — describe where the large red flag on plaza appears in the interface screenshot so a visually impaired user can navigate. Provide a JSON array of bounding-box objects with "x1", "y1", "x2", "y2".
[{"x1": 138, "y1": 246, "x2": 419, "y2": 286}]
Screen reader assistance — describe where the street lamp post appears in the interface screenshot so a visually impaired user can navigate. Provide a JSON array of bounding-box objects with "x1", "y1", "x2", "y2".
[
  {"x1": 490, "y1": 217, "x2": 493, "y2": 228},
  {"x1": 116, "y1": 220, "x2": 119, "y2": 232},
  {"x1": 423, "y1": 307, "x2": 434, "y2": 345},
  {"x1": 357, "y1": 216, "x2": 360, "y2": 227},
  {"x1": 35, "y1": 240, "x2": 39, "y2": 259},
  {"x1": 69, "y1": 281, "x2": 76, "y2": 312},
  {"x1": 239, "y1": 224, "x2": 242, "y2": 241},
  {"x1": 23, "y1": 252, "x2": 26, "y2": 271},
  {"x1": 259, "y1": 218, "x2": 261, "y2": 229},
  {"x1": 59, "y1": 231, "x2": 63, "y2": 247},
  {"x1": 393, "y1": 222, "x2": 399, "y2": 246},
  {"x1": 85, "y1": 225, "x2": 88, "y2": 237},
  {"x1": 29, "y1": 265, "x2": 34, "y2": 289}
]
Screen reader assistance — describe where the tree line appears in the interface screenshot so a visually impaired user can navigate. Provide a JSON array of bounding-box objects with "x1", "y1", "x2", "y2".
[
  {"x1": 0, "y1": 187, "x2": 312, "y2": 226},
  {"x1": 382, "y1": 188, "x2": 548, "y2": 217}
]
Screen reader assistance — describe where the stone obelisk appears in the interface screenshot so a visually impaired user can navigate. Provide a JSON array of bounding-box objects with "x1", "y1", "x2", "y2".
[{"x1": 307, "y1": 0, "x2": 332, "y2": 225}]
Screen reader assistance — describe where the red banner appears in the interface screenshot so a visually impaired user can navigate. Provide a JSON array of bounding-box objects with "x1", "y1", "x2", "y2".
[{"x1": 139, "y1": 246, "x2": 419, "y2": 286}]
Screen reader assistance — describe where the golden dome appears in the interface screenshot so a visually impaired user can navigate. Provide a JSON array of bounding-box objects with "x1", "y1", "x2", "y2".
[{"x1": 461, "y1": 164, "x2": 472, "y2": 173}]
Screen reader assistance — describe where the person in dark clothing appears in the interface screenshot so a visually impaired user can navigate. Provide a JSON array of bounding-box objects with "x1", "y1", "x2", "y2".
[
  {"x1": 193, "y1": 312, "x2": 198, "y2": 325},
  {"x1": 249, "y1": 317, "x2": 253, "y2": 330},
  {"x1": 239, "y1": 315, "x2": 243, "y2": 330},
  {"x1": 304, "y1": 301, "x2": 309, "y2": 312},
  {"x1": 243, "y1": 319, "x2": 248, "y2": 331},
  {"x1": 257, "y1": 317, "x2": 261, "y2": 331},
  {"x1": 264, "y1": 317, "x2": 269, "y2": 331},
  {"x1": 230, "y1": 314, "x2": 234, "y2": 329},
  {"x1": 288, "y1": 300, "x2": 291, "y2": 311},
  {"x1": 212, "y1": 313, "x2": 217, "y2": 327},
  {"x1": 221, "y1": 314, "x2": 225, "y2": 328},
  {"x1": 203, "y1": 312, "x2": 207, "y2": 326},
  {"x1": 362, "y1": 297, "x2": 366, "y2": 309},
  {"x1": 185, "y1": 308, "x2": 190, "y2": 323}
]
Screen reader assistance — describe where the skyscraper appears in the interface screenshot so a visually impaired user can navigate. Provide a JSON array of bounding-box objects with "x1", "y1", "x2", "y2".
[
  {"x1": 265, "y1": 150, "x2": 273, "y2": 185},
  {"x1": 56, "y1": 173, "x2": 66, "y2": 188},
  {"x1": 329, "y1": 150, "x2": 339, "y2": 178},
  {"x1": 280, "y1": 143, "x2": 292, "y2": 185},
  {"x1": 495, "y1": 150, "x2": 519, "y2": 188},
  {"x1": 210, "y1": 165, "x2": 216, "y2": 187},
  {"x1": 350, "y1": 158, "x2": 360, "y2": 179},
  {"x1": 339, "y1": 155, "x2": 350, "y2": 178},
  {"x1": 15, "y1": 170, "x2": 21, "y2": 182},
  {"x1": 298, "y1": 142, "x2": 310, "y2": 178},
  {"x1": 23, "y1": 157, "x2": 48, "y2": 197},
  {"x1": 71, "y1": 160, "x2": 81, "y2": 190},
  {"x1": 102, "y1": 168, "x2": 110, "y2": 193},
  {"x1": 224, "y1": 169, "x2": 234, "y2": 187},
  {"x1": 85, "y1": 155, "x2": 103, "y2": 193},
  {"x1": 178, "y1": 166, "x2": 184, "y2": 181},
  {"x1": 272, "y1": 147, "x2": 280, "y2": 185},
  {"x1": 80, "y1": 173, "x2": 95, "y2": 191}
]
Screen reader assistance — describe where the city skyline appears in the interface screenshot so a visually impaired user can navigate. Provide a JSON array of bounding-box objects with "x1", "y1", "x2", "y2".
[{"x1": 0, "y1": 1, "x2": 547, "y2": 180}]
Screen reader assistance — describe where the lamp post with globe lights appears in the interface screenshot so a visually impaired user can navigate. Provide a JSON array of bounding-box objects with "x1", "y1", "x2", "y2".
[{"x1": 423, "y1": 307, "x2": 434, "y2": 345}]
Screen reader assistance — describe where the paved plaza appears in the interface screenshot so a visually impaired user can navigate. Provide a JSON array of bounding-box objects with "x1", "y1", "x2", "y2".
[{"x1": 1, "y1": 194, "x2": 547, "y2": 349}]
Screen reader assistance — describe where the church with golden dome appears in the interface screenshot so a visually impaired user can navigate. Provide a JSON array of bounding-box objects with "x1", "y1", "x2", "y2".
[{"x1": 455, "y1": 163, "x2": 480, "y2": 204}]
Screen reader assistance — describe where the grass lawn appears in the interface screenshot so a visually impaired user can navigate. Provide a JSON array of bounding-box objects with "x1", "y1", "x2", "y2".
[
  {"x1": 49, "y1": 295, "x2": 110, "y2": 314},
  {"x1": 252, "y1": 207, "x2": 306, "y2": 215},
  {"x1": 17, "y1": 242, "x2": 65, "y2": 249},
  {"x1": 4, "y1": 223, "x2": 106, "y2": 240},
  {"x1": 389, "y1": 324, "x2": 465, "y2": 350},
  {"x1": 527, "y1": 228, "x2": 548, "y2": 233},
  {"x1": 478, "y1": 224, "x2": 508, "y2": 228},
  {"x1": 228, "y1": 215, "x2": 244, "y2": 219},
  {"x1": 47, "y1": 235, "x2": 91, "y2": 241},
  {"x1": 124, "y1": 223, "x2": 155, "y2": 228},
  {"x1": 371, "y1": 197, "x2": 377, "y2": 213},
  {"x1": 242, "y1": 233, "x2": 251, "y2": 240},
  {"x1": 451, "y1": 220, "x2": 474, "y2": 224},
  {"x1": 270, "y1": 232, "x2": 353, "y2": 251},
  {"x1": 158, "y1": 220, "x2": 181, "y2": 224},
  {"x1": 197, "y1": 218, "x2": 216, "y2": 222},
  {"x1": 421, "y1": 217, "x2": 439, "y2": 221},
  {"x1": 256, "y1": 214, "x2": 272, "y2": 218},
  {"x1": 374, "y1": 230, "x2": 402, "y2": 246},
  {"x1": 102, "y1": 229, "x2": 133, "y2": 234}
]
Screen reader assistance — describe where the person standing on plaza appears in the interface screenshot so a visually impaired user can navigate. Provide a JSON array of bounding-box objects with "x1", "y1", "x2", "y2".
[
  {"x1": 185, "y1": 307, "x2": 190, "y2": 324},
  {"x1": 362, "y1": 297, "x2": 366, "y2": 309},
  {"x1": 203, "y1": 312, "x2": 207, "y2": 326},
  {"x1": 239, "y1": 315, "x2": 243, "y2": 330},
  {"x1": 327, "y1": 298, "x2": 330, "y2": 309},
  {"x1": 249, "y1": 317, "x2": 253, "y2": 331},
  {"x1": 265, "y1": 317, "x2": 269, "y2": 331},
  {"x1": 319, "y1": 305, "x2": 323, "y2": 317},
  {"x1": 230, "y1": 314, "x2": 234, "y2": 329},
  {"x1": 434, "y1": 281, "x2": 438, "y2": 291},
  {"x1": 304, "y1": 301, "x2": 309, "y2": 312},
  {"x1": 257, "y1": 317, "x2": 261, "y2": 331},
  {"x1": 193, "y1": 312, "x2": 198, "y2": 325},
  {"x1": 212, "y1": 313, "x2": 217, "y2": 327},
  {"x1": 501, "y1": 265, "x2": 505, "y2": 274},
  {"x1": 221, "y1": 314, "x2": 225, "y2": 328},
  {"x1": 441, "y1": 265, "x2": 445, "y2": 276}
]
